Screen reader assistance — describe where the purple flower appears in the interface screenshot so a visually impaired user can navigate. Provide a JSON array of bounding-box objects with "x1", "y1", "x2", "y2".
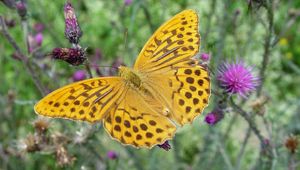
[
  {"x1": 107, "y1": 151, "x2": 118, "y2": 160},
  {"x1": 34, "y1": 33, "x2": 43, "y2": 46},
  {"x1": 28, "y1": 33, "x2": 43, "y2": 53},
  {"x1": 217, "y1": 61, "x2": 259, "y2": 98},
  {"x1": 5, "y1": 18, "x2": 16, "y2": 28},
  {"x1": 204, "y1": 109, "x2": 224, "y2": 125},
  {"x1": 34, "y1": 23, "x2": 44, "y2": 33},
  {"x1": 16, "y1": 1, "x2": 27, "y2": 19},
  {"x1": 124, "y1": 0, "x2": 133, "y2": 6},
  {"x1": 64, "y1": 2, "x2": 82, "y2": 44},
  {"x1": 158, "y1": 141, "x2": 171, "y2": 151},
  {"x1": 200, "y1": 53, "x2": 210, "y2": 62},
  {"x1": 52, "y1": 48, "x2": 86, "y2": 66},
  {"x1": 72, "y1": 70, "x2": 86, "y2": 82}
]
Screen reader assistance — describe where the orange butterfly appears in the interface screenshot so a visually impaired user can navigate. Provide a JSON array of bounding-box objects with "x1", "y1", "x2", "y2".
[{"x1": 34, "y1": 10, "x2": 210, "y2": 148}]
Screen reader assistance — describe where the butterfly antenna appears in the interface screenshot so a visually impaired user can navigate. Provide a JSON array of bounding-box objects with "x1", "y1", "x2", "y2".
[{"x1": 123, "y1": 28, "x2": 128, "y2": 56}]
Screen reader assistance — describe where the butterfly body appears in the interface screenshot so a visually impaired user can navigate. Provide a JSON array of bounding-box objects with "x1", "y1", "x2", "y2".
[
  {"x1": 118, "y1": 66, "x2": 143, "y2": 89},
  {"x1": 35, "y1": 10, "x2": 211, "y2": 148}
]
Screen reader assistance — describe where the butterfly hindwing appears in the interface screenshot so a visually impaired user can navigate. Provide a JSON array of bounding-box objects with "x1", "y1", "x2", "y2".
[
  {"x1": 103, "y1": 87, "x2": 176, "y2": 148},
  {"x1": 34, "y1": 77, "x2": 124, "y2": 123}
]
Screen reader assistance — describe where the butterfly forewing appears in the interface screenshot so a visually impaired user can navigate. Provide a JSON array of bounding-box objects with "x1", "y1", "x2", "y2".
[
  {"x1": 134, "y1": 9, "x2": 200, "y2": 73},
  {"x1": 34, "y1": 77, "x2": 124, "y2": 123}
]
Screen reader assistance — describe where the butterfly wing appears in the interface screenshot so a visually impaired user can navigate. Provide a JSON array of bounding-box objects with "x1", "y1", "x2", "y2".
[
  {"x1": 133, "y1": 10, "x2": 211, "y2": 125},
  {"x1": 134, "y1": 9, "x2": 200, "y2": 72},
  {"x1": 34, "y1": 77, "x2": 125, "y2": 123},
  {"x1": 34, "y1": 77, "x2": 176, "y2": 148},
  {"x1": 103, "y1": 87, "x2": 176, "y2": 148}
]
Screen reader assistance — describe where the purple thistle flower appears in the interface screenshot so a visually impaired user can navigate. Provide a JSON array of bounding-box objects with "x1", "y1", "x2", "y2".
[
  {"x1": 34, "y1": 23, "x2": 45, "y2": 33},
  {"x1": 34, "y1": 33, "x2": 43, "y2": 46},
  {"x1": 205, "y1": 113, "x2": 217, "y2": 125},
  {"x1": 107, "y1": 151, "x2": 118, "y2": 160},
  {"x1": 158, "y1": 141, "x2": 171, "y2": 151},
  {"x1": 200, "y1": 53, "x2": 210, "y2": 62},
  {"x1": 16, "y1": 1, "x2": 27, "y2": 19},
  {"x1": 51, "y1": 48, "x2": 86, "y2": 66},
  {"x1": 217, "y1": 61, "x2": 259, "y2": 98},
  {"x1": 72, "y1": 70, "x2": 86, "y2": 82},
  {"x1": 64, "y1": 2, "x2": 82, "y2": 44},
  {"x1": 124, "y1": 0, "x2": 133, "y2": 6},
  {"x1": 204, "y1": 109, "x2": 224, "y2": 125}
]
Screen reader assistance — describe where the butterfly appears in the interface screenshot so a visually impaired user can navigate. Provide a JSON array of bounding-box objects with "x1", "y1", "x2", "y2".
[{"x1": 34, "y1": 9, "x2": 210, "y2": 148}]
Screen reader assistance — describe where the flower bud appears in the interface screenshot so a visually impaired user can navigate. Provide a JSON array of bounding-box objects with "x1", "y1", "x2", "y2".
[
  {"x1": 107, "y1": 151, "x2": 118, "y2": 160},
  {"x1": 72, "y1": 70, "x2": 86, "y2": 82},
  {"x1": 34, "y1": 23, "x2": 45, "y2": 33},
  {"x1": 158, "y1": 141, "x2": 171, "y2": 151},
  {"x1": 16, "y1": 1, "x2": 27, "y2": 19},
  {"x1": 51, "y1": 48, "x2": 86, "y2": 66},
  {"x1": 204, "y1": 109, "x2": 224, "y2": 125},
  {"x1": 64, "y1": 2, "x2": 82, "y2": 44},
  {"x1": 200, "y1": 53, "x2": 210, "y2": 62}
]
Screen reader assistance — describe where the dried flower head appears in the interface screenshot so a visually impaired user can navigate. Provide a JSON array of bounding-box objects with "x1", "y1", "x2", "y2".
[
  {"x1": 107, "y1": 151, "x2": 118, "y2": 160},
  {"x1": 18, "y1": 134, "x2": 40, "y2": 153},
  {"x1": 64, "y1": 2, "x2": 82, "y2": 44},
  {"x1": 33, "y1": 118, "x2": 50, "y2": 134},
  {"x1": 51, "y1": 48, "x2": 86, "y2": 66},
  {"x1": 250, "y1": 95, "x2": 270, "y2": 116},
  {"x1": 217, "y1": 61, "x2": 259, "y2": 98},
  {"x1": 285, "y1": 135, "x2": 298, "y2": 154},
  {"x1": 56, "y1": 145, "x2": 75, "y2": 167},
  {"x1": 158, "y1": 141, "x2": 171, "y2": 151},
  {"x1": 51, "y1": 132, "x2": 71, "y2": 146}
]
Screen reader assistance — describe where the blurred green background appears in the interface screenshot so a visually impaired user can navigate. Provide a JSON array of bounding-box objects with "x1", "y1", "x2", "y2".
[{"x1": 0, "y1": 0, "x2": 300, "y2": 170}]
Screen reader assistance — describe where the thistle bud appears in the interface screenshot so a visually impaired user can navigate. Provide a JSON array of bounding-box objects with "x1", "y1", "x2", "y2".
[
  {"x1": 16, "y1": 1, "x2": 27, "y2": 19},
  {"x1": 72, "y1": 70, "x2": 86, "y2": 82},
  {"x1": 200, "y1": 53, "x2": 210, "y2": 62},
  {"x1": 158, "y1": 141, "x2": 171, "y2": 151},
  {"x1": 64, "y1": 2, "x2": 82, "y2": 44},
  {"x1": 107, "y1": 151, "x2": 118, "y2": 160},
  {"x1": 51, "y1": 48, "x2": 86, "y2": 66},
  {"x1": 204, "y1": 108, "x2": 224, "y2": 125}
]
